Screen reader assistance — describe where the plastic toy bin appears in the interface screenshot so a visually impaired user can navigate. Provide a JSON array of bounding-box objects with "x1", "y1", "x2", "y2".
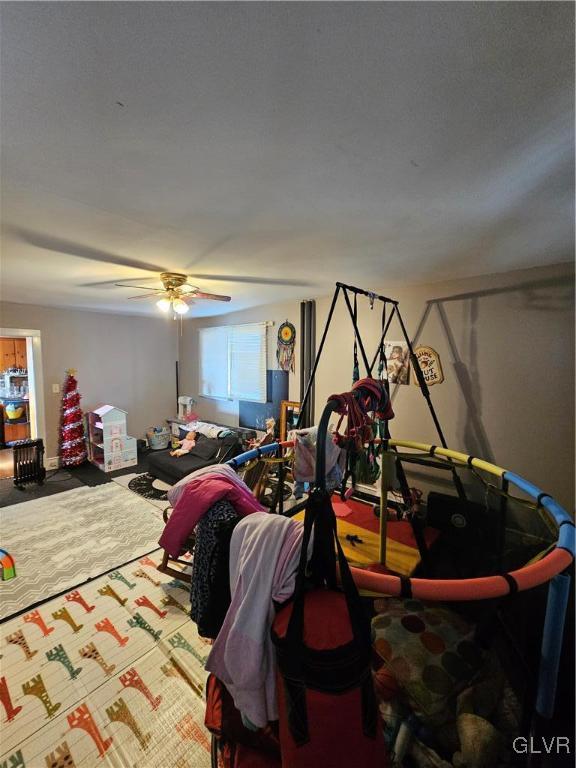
[{"x1": 147, "y1": 427, "x2": 171, "y2": 450}]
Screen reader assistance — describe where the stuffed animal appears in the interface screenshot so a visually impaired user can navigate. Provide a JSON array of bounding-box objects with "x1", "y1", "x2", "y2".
[{"x1": 170, "y1": 430, "x2": 197, "y2": 457}]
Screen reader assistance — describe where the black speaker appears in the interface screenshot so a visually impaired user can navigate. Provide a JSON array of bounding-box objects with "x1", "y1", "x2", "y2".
[
  {"x1": 238, "y1": 369, "x2": 289, "y2": 430},
  {"x1": 269, "y1": 369, "x2": 289, "y2": 403},
  {"x1": 426, "y1": 492, "x2": 500, "y2": 578}
]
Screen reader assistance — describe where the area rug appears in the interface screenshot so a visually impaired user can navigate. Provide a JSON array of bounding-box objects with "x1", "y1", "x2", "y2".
[
  {"x1": 112, "y1": 473, "x2": 171, "y2": 510},
  {"x1": 0, "y1": 553, "x2": 211, "y2": 768},
  {"x1": 115, "y1": 470, "x2": 299, "y2": 512},
  {"x1": 259, "y1": 474, "x2": 295, "y2": 510},
  {"x1": 0, "y1": 483, "x2": 166, "y2": 620}
]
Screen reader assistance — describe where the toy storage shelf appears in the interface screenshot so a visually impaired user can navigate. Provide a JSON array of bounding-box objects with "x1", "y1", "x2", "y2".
[{"x1": 85, "y1": 404, "x2": 137, "y2": 473}]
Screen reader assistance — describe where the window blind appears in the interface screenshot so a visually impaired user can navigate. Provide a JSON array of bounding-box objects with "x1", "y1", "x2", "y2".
[
  {"x1": 199, "y1": 322, "x2": 267, "y2": 402},
  {"x1": 229, "y1": 323, "x2": 267, "y2": 402},
  {"x1": 199, "y1": 326, "x2": 229, "y2": 398}
]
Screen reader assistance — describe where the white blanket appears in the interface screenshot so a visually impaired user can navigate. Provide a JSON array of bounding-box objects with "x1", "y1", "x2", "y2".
[{"x1": 289, "y1": 424, "x2": 342, "y2": 482}]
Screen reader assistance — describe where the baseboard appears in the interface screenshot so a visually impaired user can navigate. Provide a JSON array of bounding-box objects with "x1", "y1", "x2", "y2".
[{"x1": 46, "y1": 456, "x2": 60, "y2": 470}]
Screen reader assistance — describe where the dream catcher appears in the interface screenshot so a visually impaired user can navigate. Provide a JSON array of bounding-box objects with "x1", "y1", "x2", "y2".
[{"x1": 277, "y1": 321, "x2": 296, "y2": 372}]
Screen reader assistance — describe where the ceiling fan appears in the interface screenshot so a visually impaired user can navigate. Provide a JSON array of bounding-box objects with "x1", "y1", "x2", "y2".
[{"x1": 121, "y1": 272, "x2": 231, "y2": 314}]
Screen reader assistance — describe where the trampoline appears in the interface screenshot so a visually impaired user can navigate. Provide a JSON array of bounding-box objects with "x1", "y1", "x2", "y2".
[
  {"x1": 227, "y1": 424, "x2": 574, "y2": 721},
  {"x1": 227, "y1": 437, "x2": 574, "y2": 592}
]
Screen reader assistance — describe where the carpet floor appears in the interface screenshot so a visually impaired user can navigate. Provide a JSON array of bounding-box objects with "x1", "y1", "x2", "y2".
[
  {"x1": 0, "y1": 484, "x2": 166, "y2": 620},
  {"x1": 0, "y1": 455, "x2": 155, "y2": 507},
  {"x1": 0, "y1": 472, "x2": 85, "y2": 508},
  {"x1": 68, "y1": 454, "x2": 153, "y2": 487},
  {"x1": 0, "y1": 552, "x2": 210, "y2": 768}
]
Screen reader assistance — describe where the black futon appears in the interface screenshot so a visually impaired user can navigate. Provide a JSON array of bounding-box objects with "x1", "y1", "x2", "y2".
[{"x1": 147, "y1": 432, "x2": 242, "y2": 486}]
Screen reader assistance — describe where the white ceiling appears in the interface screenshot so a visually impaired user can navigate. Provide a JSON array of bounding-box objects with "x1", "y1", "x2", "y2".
[{"x1": 0, "y1": 2, "x2": 573, "y2": 317}]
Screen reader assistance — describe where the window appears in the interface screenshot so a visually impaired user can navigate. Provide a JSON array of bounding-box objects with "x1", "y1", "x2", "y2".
[
  {"x1": 199, "y1": 327, "x2": 228, "y2": 399},
  {"x1": 199, "y1": 322, "x2": 267, "y2": 402}
]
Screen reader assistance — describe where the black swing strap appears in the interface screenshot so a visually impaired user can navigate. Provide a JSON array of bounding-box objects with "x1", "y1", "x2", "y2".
[
  {"x1": 276, "y1": 398, "x2": 378, "y2": 745},
  {"x1": 352, "y1": 293, "x2": 359, "y2": 383}
]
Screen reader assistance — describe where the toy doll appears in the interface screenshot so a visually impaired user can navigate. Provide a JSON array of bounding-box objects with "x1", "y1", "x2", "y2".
[
  {"x1": 247, "y1": 417, "x2": 276, "y2": 449},
  {"x1": 170, "y1": 430, "x2": 197, "y2": 457},
  {"x1": 265, "y1": 417, "x2": 276, "y2": 437}
]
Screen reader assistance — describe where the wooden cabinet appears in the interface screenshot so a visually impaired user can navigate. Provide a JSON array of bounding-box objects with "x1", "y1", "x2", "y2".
[
  {"x1": 0, "y1": 338, "x2": 27, "y2": 370},
  {"x1": 4, "y1": 422, "x2": 29, "y2": 442},
  {"x1": 14, "y1": 339, "x2": 27, "y2": 368},
  {"x1": 0, "y1": 339, "x2": 15, "y2": 370},
  {"x1": 2, "y1": 399, "x2": 30, "y2": 443},
  {"x1": 0, "y1": 338, "x2": 31, "y2": 444}
]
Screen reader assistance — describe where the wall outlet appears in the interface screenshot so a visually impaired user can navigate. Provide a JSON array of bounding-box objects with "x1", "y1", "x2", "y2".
[
  {"x1": 46, "y1": 456, "x2": 59, "y2": 470},
  {"x1": 52, "y1": 383, "x2": 60, "y2": 394}
]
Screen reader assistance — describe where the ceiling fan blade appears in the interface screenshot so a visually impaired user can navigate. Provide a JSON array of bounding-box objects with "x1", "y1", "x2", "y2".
[
  {"x1": 127, "y1": 292, "x2": 164, "y2": 300},
  {"x1": 10, "y1": 228, "x2": 171, "y2": 273},
  {"x1": 188, "y1": 273, "x2": 313, "y2": 287},
  {"x1": 185, "y1": 291, "x2": 231, "y2": 302},
  {"x1": 115, "y1": 284, "x2": 164, "y2": 291},
  {"x1": 80, "y1": 277, "x2": 161, "y2": 288}
]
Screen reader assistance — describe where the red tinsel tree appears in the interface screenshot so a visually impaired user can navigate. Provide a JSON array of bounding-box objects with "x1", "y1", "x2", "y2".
[{"x1": 59, "y1": 368, "x2": 87, "y2": 467}]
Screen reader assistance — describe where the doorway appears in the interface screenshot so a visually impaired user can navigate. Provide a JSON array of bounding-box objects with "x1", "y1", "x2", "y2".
[{"x1": 0, "y1": 328, "x2": 46, "y2": 478}]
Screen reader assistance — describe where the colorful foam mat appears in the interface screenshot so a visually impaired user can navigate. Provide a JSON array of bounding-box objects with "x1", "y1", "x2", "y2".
[{"x1": 0, "y1": 552, "x2": 211, "y2": 768}]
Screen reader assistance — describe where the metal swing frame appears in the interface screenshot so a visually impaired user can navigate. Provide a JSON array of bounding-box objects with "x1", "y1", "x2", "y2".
[
  {"x1": 294, "y1": 281, "x2": 470, "y2": 571},
  {"x1": 298, "y1": 283, "x2": 464, "y2": 486},
  {"x1": 298, "y1": 282, "x2": 465, "y2": 485}
]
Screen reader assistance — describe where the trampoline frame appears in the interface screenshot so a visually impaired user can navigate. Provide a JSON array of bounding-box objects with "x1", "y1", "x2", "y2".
[
  {"x1": 228, "y1": 439, "x2": 574, "y2": 599},
  {"x1": 227, "y1": 435, "x2": 574, "y2": 719}
]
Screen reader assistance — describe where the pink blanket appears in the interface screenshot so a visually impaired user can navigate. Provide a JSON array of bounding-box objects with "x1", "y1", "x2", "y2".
[
  {"x1": 159, "y1": 473, "x2": 264, "y2": 557},
  {"x1": 167, "y1": 463, "x2": 247, "y2": 507}
]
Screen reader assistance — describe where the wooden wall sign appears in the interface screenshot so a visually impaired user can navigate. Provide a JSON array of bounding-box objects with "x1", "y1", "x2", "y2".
[{"x1": 413, "y1": 346, "x2": 444, "y2": 386}]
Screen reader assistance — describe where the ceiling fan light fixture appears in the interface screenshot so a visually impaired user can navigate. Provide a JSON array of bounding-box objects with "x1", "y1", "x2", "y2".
[
  {"x1": 156, "y1": 298, "x2": 171, "y2": 313},
  {"x1": 172, "y1": 298, "x2": 189, "y2": 314}
]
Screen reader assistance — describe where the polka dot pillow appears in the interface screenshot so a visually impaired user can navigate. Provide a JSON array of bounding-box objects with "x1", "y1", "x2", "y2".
[{"x1": 371, "y1": 598, "x2": 483, "y2": 726}]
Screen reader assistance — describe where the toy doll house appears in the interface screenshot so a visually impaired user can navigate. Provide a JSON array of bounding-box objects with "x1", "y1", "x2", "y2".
[{"x1": 85, "y1": 404, "x2": 137, "y2": 472}]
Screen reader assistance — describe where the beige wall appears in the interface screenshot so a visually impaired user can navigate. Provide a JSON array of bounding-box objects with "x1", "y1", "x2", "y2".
[
  {"x1": 0, "y1": 301, "x2": 178, "y2": 457},
  {"x1": 182, "y1": 263, "x2": 574, "y2": 512},
  {"x1": 314, "y1": 262, "x2": 575, "y2": 512},
  {"x1": 178, "y1": 298, "x2": 301, "y2": 426},
  {"x1": 3, "y1": 260, "x2": 572, "y2": 514}
]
